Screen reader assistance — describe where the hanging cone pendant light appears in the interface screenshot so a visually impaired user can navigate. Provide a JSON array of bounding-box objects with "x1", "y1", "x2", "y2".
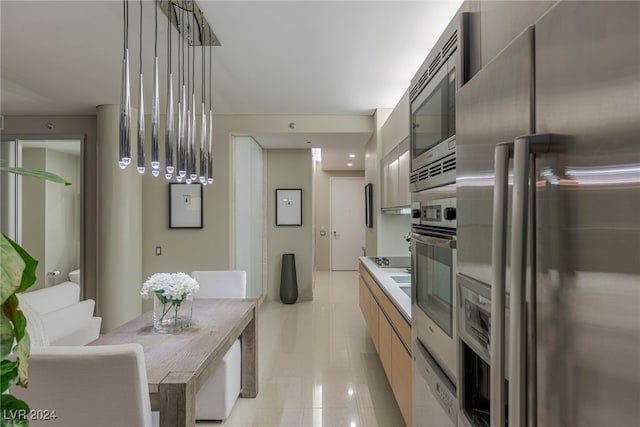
[
  {"x1": 164, "y1": 4, "x2": 174, "y2": 180},
  {"x1": 136, "y1": 0, "x2": 145, "y2": 174},
  {"x1": 120, "y1": 48, "x2": 132, "y2": 169},
  {"x1": 119, "y1": 0, "x2": 132, "y2": 169},
  {"x1": 151, "y1": 56, "x2": 159, "y2": 176},
  {"x1": 150, "y1": 0, "x2": 160, "y2": 177},
  {"x1": 207, "y1": 109, "x2": 213, "y2": 184}
]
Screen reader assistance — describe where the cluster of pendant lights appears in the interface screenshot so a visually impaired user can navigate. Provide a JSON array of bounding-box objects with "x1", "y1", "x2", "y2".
[{"x1": 119, "y1": 0, "x2": 214, "y2": 185}]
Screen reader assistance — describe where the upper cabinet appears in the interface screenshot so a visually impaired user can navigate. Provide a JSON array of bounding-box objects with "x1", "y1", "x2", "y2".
[
  {"x1": 382, "y1": 137, "x2": 410, "y2": 209},
  {"x1": 381, "y1": 90, "x2": 410, "y2": 210}
]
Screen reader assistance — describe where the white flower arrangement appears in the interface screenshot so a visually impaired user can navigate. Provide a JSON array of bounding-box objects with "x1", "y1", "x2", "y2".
[
  {"x1": 142, "y1": 273, "x2": 200, "y2": 332},
  {"x1": 141, "y1": 272, "x2": 200, "y2": 302}
]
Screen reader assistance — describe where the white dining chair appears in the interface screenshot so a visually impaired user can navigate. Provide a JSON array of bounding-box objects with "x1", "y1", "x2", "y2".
[
  {"x1": 11, "y1": 344, "x2": 152, "y2": 427},
  {"x1": 191, "y1": 270, "x2": 247, "y2": 421}
]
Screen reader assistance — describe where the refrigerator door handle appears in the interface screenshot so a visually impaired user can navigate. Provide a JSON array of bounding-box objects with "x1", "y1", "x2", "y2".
[
  {"x1": 509, "y1": 134, "x2": 552, "y2": 427},
  {"x1": 490, "y1": 142, "x2": 511, "y2": 427}
]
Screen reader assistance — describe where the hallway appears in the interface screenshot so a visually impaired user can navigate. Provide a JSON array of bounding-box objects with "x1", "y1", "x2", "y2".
[{"x1": 200, "y1": 270, "x2": 405, "y2": 426}]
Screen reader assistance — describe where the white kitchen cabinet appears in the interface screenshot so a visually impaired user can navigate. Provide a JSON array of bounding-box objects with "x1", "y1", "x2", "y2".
[{"x1": 381, "y1": 137, "x2": 410, "y2": 209}]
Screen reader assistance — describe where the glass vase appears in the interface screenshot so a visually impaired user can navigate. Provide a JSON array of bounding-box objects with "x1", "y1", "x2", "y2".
[{"x1": 153, "y1": 294, "x2": 193, "y2": 333}]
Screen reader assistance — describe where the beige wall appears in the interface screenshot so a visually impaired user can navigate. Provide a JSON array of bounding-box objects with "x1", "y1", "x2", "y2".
[
  {"x1": 314, "y1": 167, "x2": 364, "y2": 270},
  {"x1": 3, "y1": 116, "x2": 98, "y2": 301},
  {"x1": 21, "y1": 148, "x2": 46, "y2": 290},
  {"x1": 266, "y1": 149, "x2": 314, "y2": 301},
  {"x1": 142, "y1": 114, "x2": 372, "y2": 304},
  {"x1": 8, "y1": 113, "x2": 370, "y2": 323},
  {"x1": 364, "y1": 109, "x2": 391, "y2": 256},
  {"x1": 96, "y1": 105, "x2": 143, "y2": 331}
]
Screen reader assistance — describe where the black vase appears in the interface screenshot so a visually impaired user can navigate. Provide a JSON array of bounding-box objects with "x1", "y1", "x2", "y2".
[{"x1": 280, "y1": 253, "x2": 298, "y2": 304}]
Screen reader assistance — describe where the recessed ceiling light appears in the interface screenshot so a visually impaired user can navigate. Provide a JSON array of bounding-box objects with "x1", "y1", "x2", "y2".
[
  {"x1": 347, "y1": 162, "x2": 353, "y2": 167},
  {"x1": 348, "y1": 154, "x2": 356, "y2": 158}
]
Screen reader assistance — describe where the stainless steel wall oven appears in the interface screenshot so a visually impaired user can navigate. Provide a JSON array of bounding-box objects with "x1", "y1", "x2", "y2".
[{"x1": 411, "y1": 197, "x2": 457, "y2": 384}]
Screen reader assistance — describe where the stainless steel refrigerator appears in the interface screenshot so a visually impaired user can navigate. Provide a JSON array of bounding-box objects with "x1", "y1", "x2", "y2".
[{"x1": 456, "y1": 1, "x2": 640, "y2": 426}]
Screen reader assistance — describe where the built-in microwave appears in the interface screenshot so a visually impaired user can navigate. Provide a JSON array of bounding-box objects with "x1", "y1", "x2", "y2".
[{"x1": 409, "y1": 16, "x2": 467, "y2": 193}]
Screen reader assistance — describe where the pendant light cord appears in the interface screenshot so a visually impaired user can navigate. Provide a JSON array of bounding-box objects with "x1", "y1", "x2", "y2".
[
  {"x1": 154, "y1": 0, "x2": 158, "y2": 58},
  {"x1": 139, "y1": 0, "x2": 142, "y2": 74},
  {"x1": 187, "y1": 6, "x2": 190, "y2": 100},
  {"x1": 123, "y1": 0, "x2": 128, "y2": 54},
  {"x1": 167, "y1": 1, "x2": 171, "y2": 72}
]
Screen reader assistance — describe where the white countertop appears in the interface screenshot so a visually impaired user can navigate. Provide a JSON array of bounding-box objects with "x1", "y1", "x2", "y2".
[{"x1": 359, "y1": 257, "x2": 412, "y2": 322}]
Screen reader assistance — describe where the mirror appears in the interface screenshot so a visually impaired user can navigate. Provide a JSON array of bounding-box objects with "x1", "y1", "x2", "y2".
[{"x1": 1, "y1": 138, "x2": 82, "y2": 290}]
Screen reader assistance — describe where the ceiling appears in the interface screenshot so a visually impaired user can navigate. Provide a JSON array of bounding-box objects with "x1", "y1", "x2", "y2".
[{"x1": 0, "y1": 0, "x2": 462, "y2": 170}]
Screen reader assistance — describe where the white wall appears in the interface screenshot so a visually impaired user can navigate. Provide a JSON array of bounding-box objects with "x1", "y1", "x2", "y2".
[
  {"x1": 233, "y1": 137, "x2": 264, "y2": 299},
  {"x1": 266, "y1": 149, "x2": 314, "y2": 301}
]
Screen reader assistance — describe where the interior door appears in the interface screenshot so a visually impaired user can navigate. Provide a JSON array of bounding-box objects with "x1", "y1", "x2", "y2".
[{"x1": 330, "y1": 177, "x2": 365, "y2": 270}]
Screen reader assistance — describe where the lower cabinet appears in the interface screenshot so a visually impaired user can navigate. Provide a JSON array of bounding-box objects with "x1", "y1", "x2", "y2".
[
  {"x1": 359, "y1": 264, "x2": 412, "y2": 427},
  {"x1": 378, "y1": 310, "x2": 392, "y2": 379}
]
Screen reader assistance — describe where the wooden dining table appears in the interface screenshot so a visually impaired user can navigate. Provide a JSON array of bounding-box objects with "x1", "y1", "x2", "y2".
[{"x1": 90, "y1": 299, "x2": 258, "y2": 427}]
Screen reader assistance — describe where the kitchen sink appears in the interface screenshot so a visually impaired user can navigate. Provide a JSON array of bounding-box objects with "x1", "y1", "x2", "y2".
[
  {"x1": 399, "y1": 286, "x2": 411, "y2": 297},
  {"x1": 390, "y1": 275, "x2": 411, "y2": 284}
]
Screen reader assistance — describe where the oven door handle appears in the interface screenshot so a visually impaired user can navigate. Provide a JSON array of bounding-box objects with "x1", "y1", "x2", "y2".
[{"x1": 411, "y1": 232, "x2": 456, "y2": 249}]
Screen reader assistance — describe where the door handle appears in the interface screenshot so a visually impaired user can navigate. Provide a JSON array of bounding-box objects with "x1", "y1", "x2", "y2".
[
  {"x1": 490, "y1": 142, "x2": 510, "y2": 427},
  {"x1": 491, "y1": 134, "x2": 552, "y2": 427},
  {"x1": 509, "y1": 133, "x2": 551, "y2": 427}
]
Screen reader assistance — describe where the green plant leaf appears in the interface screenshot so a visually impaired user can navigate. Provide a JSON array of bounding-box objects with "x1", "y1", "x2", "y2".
[
  {"x1": 0, "y1": 166, "x2": 71, "y2": 186},
  {"x1": 0, "y1": 393, "x2": 30, "y2": 427},
  {"x1": 0, "y1": 360, "x2": 18, "y2": 394},
  {"x1": 14, "y1": 334, "x2": 30, "y2": 387},
  {"x1": 0, "y1": 314, "x2": 14, "y2": 361},
  {"x1": 1, "y1": 234, "x2": 38, "y2": 296},
  {"x1": 10, "y1": 302, "x2": 26, "y2": 343},
  {"x1": 0, "y1": 235, "x2": 25, "y2": 305}
]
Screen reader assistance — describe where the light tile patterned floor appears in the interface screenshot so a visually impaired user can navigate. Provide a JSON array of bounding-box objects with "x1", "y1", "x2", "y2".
[{"x1": 198, "y1": 270, "x2": 405, "y2": 427}]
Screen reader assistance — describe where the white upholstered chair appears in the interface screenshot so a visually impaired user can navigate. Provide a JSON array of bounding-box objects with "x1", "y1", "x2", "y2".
[
  {"x1": 11, "y1": 344, "x2": 152, "y2": 427},
  {"x1": 191, "y1": 270, "x2": 246, "y2": 421}
]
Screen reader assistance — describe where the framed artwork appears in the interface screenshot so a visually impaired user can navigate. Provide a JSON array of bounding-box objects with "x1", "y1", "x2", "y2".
[
  {"x1": 169, "y1": 183, "x2": 203, "y2": 229},
  {"x1": 275, "y1": 188, "x2": 302, "y2": 226},
  {"x1": 365, "y1": 183, "x2": 373, "y2": 228}
]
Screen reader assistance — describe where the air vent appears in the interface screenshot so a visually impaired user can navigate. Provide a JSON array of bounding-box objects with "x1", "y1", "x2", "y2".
[
  {"x1": 428, "y1": 53, "x2": 442, "y2": 77},
  {"x1": 443, "y1": 157, "x2": 456, "y2": 173},
  {"x1": 442, "y1": 31, "x2": 457, "y2": 59},
  {"x1": 418, "y1": 69, "x2": 430, "y2": 89},
  {"x1": 429, "y1": 163, "x2": 443, "y2": 178},
  {"x1": 410, "y1": 153, "x2": 457, "y2": 189},
  {"x1": 410, "y1": 84, "x2": 419, "y2": 100}
]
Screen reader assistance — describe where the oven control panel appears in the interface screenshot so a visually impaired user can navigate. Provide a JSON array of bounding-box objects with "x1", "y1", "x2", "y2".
[{"x1": 411, "y1": 197, "x2": 456, "y2": 228}]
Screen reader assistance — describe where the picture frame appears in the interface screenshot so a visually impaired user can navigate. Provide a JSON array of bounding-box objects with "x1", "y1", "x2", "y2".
[
  {"x1": 169, "y1": 183, "x2": 203, "y2": 229},
  {"x1": 365, "y1": 183, "x2": 373, "y2": 228},
  {"x1": 275, "y1": 188, "x2": 302, "y2": 226}
]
